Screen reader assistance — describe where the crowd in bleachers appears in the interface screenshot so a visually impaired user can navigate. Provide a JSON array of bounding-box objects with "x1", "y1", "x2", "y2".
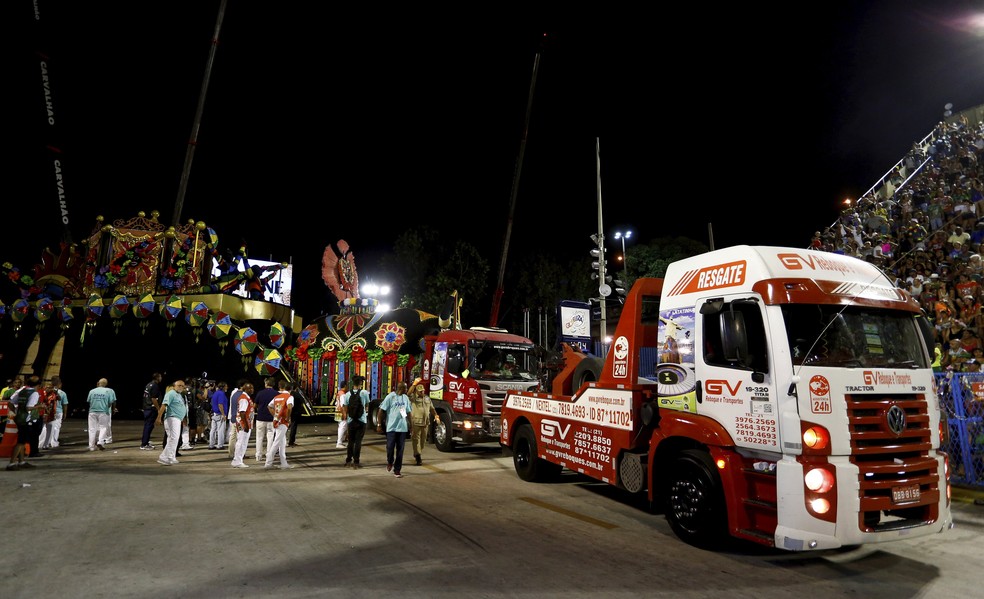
[{"x1": 812, "y1": 114, "x2": 984, "y2": 373}]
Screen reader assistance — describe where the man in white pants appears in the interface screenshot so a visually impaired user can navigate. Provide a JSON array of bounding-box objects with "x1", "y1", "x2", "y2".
[
  {"x1": 335, "y1": 380, "x2": 348, "y2": 449},
  {"x1": 231, "y1": 382, "x2": 254, "y2": 468},
  {"x1": 48, "y1": 376, "x2": 69, "y2": 448},
  {"x1": 264, "y1": 380, "x2": 294, "y2": 469},
  {"x1": 156, "y1": 380, "x2": 188, "y2": 466},
  {"x1": 86, "y1": 378, "x2": 116, "y2": 451}
]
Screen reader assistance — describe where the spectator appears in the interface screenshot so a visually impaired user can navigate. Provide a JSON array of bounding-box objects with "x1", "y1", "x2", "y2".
[
  {"x1": 376, "y1": 381, "x2": 412, "y2": 478},
  {"x1": 264, "y1": 380, "x2": 293, "y2": 470},
  {"x1": 86, "y1": 378, "x2": 116, "y2": 452}
]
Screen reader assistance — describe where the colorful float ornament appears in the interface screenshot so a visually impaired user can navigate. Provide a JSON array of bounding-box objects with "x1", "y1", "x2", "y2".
[
  {"x1": 109, "y1": 294, "x2": 129, "y2": 334},
  {"x1": 58, "y1": 298, "x2": 73, "y2": 331},
  {"x1": 234, "y1": 326, "x2": 259, "y2": 369},
  {"x1": 160, "y1": 294, "x2": 183, "y2": 336},
  {"x1": 86, "y1": 294, "x2": 104, "y2": 321},
  {"x1": 0, "y1": 299, "x2": 5, "y2": 328},
  {"x1": 11, "y1": 298, "x2": 29, "y2": 336},
  {"x1": 186, "y1": 301, "x2": 209, "y2": 343},
  {"x1": 82, "y1": 294, "x2": 104, "y2": 343},
  {"x1": 268, "y1": 321, "x2": 285, "y2": 348},
  {"x1": 34, "y1": 296, "x2": 54, "y2": 334},
  {"x1": 207, "y1": 310, "x2": 233, "y2": 354},
  {"x1": 254, "y1": 348, "x2": 282, "y2": 376},
  {"x1": 133, "y1": 292, "x2": 155, "y2": 334}
]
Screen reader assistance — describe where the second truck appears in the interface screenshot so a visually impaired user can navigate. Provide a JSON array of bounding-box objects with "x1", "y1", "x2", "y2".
[{"x1": 500, "y1": 245, "x2": 952, "y2": 551}]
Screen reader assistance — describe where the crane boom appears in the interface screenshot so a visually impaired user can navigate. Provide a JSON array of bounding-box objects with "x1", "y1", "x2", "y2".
[{"x1": 489, "y1": 33, "x2": 547, "y2": 328}]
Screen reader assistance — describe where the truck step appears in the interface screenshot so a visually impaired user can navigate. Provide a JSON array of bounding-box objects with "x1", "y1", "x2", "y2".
[
  {"x1": 742, "y1": 498, "x2": 777, "y2": 511},
  {"x1": 736, "y1": 528, "x2": 776, "y2": 547}
]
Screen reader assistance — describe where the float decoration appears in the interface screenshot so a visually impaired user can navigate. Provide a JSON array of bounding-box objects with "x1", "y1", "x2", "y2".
[
  {"x1": 11, "y1": 298, "x2": 29, "y2": 337},
  {"x1": 186, "y1": 301, "x2": 209, "y2": 343},
  {"x1": 160, "y1": 294, "x2": 183, "y2": 336},
  {"x1": 255, "y1": 348, "x2": 282, "y2": 376},
  {"x1": 268, "y1": 321, "x2": 285, "y2": 348},
  {"x1": 110, "y1": 295, "x2": 130, "y2": 334},
  {"x1": 34, "y1": 295, "x2": 54, "y2": 333},
  {"x1": 207, "y1": 310, "x2": 233, "y2": 355},
  {"x1": 133, "y1": 293, "x2": 155, "y2": 334},
  {"x1": 235, "y1": 326, "x2": 258, "y2": 369},
  {"x1": 58, "y1": 298, "x2": 73, "y2": 332}
]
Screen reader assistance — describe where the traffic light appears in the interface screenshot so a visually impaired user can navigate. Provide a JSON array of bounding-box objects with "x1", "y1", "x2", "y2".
[
  {"x1": 612, "y1": 278, "x2": 627, "y2": 304},
  {"x1": 590, "y1": 247, "x2": 609, "y2": 281}
]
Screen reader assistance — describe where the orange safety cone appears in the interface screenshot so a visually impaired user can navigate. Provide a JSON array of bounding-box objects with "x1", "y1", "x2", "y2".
[{"x1": 0, "y1": 418, "x2": 19, "y2": 459}]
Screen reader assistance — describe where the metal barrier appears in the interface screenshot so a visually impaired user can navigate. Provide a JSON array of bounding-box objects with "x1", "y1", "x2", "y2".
[{"x1": 937, "y1": 372, "x2": 984, "y2": 490}]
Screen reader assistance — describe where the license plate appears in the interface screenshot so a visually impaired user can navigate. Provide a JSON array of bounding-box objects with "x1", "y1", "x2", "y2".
[
  {"x1": 892, "y1": 484, "x2": 920, "y2": 504},
  {"x1": 489, "y1": 420, "x2": 501, "y2": 434}
]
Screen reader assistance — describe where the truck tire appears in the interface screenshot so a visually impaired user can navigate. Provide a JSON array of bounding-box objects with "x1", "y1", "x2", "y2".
[
  {"x1": 572, "y1": 356, "x2": 604, "y2": 389},
  {"x1": 366, "y1": 399, "x2": 382, "y2": 429},
  {"x1": 664, "y1": 449, "x2": 727, "y2": 549},
  {"x1": 513, "y1": 424, "x2": 561, "y2": 482},
  {"x1": 434, "y1": 411, "x2": 456, "y2": 452}
]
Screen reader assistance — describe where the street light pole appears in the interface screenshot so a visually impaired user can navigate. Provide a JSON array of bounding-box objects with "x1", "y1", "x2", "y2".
[{"x1": 614, "y1": 230, "x2": 632, "y2": 274}]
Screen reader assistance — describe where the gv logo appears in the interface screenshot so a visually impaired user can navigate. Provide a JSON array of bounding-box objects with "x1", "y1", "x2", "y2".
[
  {"x1": 541, "y1": 419, "x2": 571, "y2": 440},
  {"x1": 863, "y1": 371, "x2": 875, "y2": 385},
  {"x1": 705, "y1": 379, "x2": 741, "y2": 395}
]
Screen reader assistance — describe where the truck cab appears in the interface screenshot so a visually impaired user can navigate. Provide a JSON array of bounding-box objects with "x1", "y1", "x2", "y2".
[{"x1": 422, "y1": 327, "x2": 540, "y2": 451}]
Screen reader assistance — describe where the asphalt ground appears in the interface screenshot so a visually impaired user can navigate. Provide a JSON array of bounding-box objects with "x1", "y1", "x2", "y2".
[{"x1": 2, "y1": 418, "x2": 983, "y2": 599}]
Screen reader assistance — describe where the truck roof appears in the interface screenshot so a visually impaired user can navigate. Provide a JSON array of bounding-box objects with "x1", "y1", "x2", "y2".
[
  {"x1": 660, "y1": 245, "x2": 914, "y2": 310},
  {"x1": 431, "y1": 328, "x2": 534, "y2": 345}
]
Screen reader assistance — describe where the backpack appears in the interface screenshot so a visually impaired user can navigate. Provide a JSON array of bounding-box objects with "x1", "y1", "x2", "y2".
[
  {"x1": 13, "y1": 387, "x2": 36, "y2": 426},
  {"x1": 347, "y1": 389, "x2": 365, "y2": 421}
]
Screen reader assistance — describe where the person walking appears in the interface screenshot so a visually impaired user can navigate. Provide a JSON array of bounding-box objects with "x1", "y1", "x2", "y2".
[
  {"x1": 156, "y1": 379, "x2": 188, "y2": 466},
  {"x1": 264, "y1": 380, "x2": 294, "y2": 469},
  {"x1": 5, "y1": 376, "x2": 38, "y2": 471},
  {"x1": 33, "y1": 382, "x2": 57, "y2": 455},
  {"x1": 231, "y1": 381, "x2": 254, "y2": 468},
  {"x1": 287, "y1": 390, "x2": 301, "y2": 448},
  {"x1": 334, "y1": 379, "x2": 349, "y2": 449},
  {"x1": 227, "y1": 380, "x2": 245, "y2": 458},
  {"x1": 253, "y1": 377, "x2": 277, "y2": 463},
  {"x1": 209, "y1": 381, "x2": 229, "y2": 450},
  {"x1": 140, "y1": 373, "x2": 162, "y2": 450},
  {"x1": 407, "y1": 378, "x2": 438, "y2": 466},
  {"x1": 47, "y1": 376, "x2": 69, "y2": 448},
  {"x1": 342, "y1": 375, "x2": 368, "y2": 468},
  {"x1": 86, "y1": 378, "x2": 117, "y2": 451},
  {"x1": 376, "y1": 381, "x2": 412, "y2": 478}
]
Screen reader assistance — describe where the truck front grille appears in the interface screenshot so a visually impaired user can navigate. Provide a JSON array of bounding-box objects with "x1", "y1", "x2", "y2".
[{"x1": 846, "y1": 393, "x2": 941, "y2": 532}]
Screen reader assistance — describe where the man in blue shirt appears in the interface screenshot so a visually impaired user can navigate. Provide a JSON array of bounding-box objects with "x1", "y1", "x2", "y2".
[
  {"x1": 86, "y1": 378, "x2": 117, "y2": 451},
  {"x1": 209, "y1": 382, "x2": 229, "y2": 450},
  {"x1": 156, "y1": 379, "x2": 189, "y2": 466},
  {"x1": 376, "y1": 381, "x2": 412, "y2": 478}
]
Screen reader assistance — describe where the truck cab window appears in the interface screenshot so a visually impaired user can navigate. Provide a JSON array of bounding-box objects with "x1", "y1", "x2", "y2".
[{"x1": 702, "y1": 301, "x2": 768, "y2": 373}]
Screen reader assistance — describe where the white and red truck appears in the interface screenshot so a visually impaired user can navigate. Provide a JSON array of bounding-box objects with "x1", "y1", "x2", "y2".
[{"x1": 500, "y1": 245, "x2": 952, "y2": 551}]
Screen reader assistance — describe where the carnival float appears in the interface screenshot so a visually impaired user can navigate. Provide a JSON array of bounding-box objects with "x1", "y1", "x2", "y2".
[{"x1": 0, "y1": 211, "x2": 440, "y2": 419}]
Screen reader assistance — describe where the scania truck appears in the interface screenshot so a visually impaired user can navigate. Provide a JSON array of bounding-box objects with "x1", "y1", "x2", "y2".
[
  {"x1": 500, "y1": 245, "x2": 952, "y2": 551},
  {"x1": 420, "y1": 327, "x2": 540, "y2": 452}
]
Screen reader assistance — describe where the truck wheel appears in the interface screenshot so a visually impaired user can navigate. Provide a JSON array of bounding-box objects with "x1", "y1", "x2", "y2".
[
  {"x1": 664, "y1": 449, "x2": 727, "y2": 548},
  {"x1": 366, "y1": 400, "x2": 381, "y2": 428},
  {"x1": 573, "y1": 356, "x2": 604, "y2": 389},
  {"x1": 434, "y1": 411, "x2": 456, "y2": 452},
  {"x1": 513, "y1": 424, "x2": 561, "y2": 482}
]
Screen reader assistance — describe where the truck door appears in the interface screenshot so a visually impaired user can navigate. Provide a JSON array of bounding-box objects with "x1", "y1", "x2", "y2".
[{"x1": 695, "y1": 296, "x2": 780, "y2": 452}]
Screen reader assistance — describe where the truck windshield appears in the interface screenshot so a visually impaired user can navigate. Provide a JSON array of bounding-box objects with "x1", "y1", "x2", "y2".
[
  {"x1": 782, "y1": 305, "x2": 929, "y2": 368},
  {"x1": 473, "y1": 347, "x2": 538, "y2": 382}
]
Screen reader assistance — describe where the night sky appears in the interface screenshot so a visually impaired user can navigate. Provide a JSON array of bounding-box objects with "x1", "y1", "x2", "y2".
[{"x1": 6, "y1": 2, "x2": 984, "y2": 322}]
